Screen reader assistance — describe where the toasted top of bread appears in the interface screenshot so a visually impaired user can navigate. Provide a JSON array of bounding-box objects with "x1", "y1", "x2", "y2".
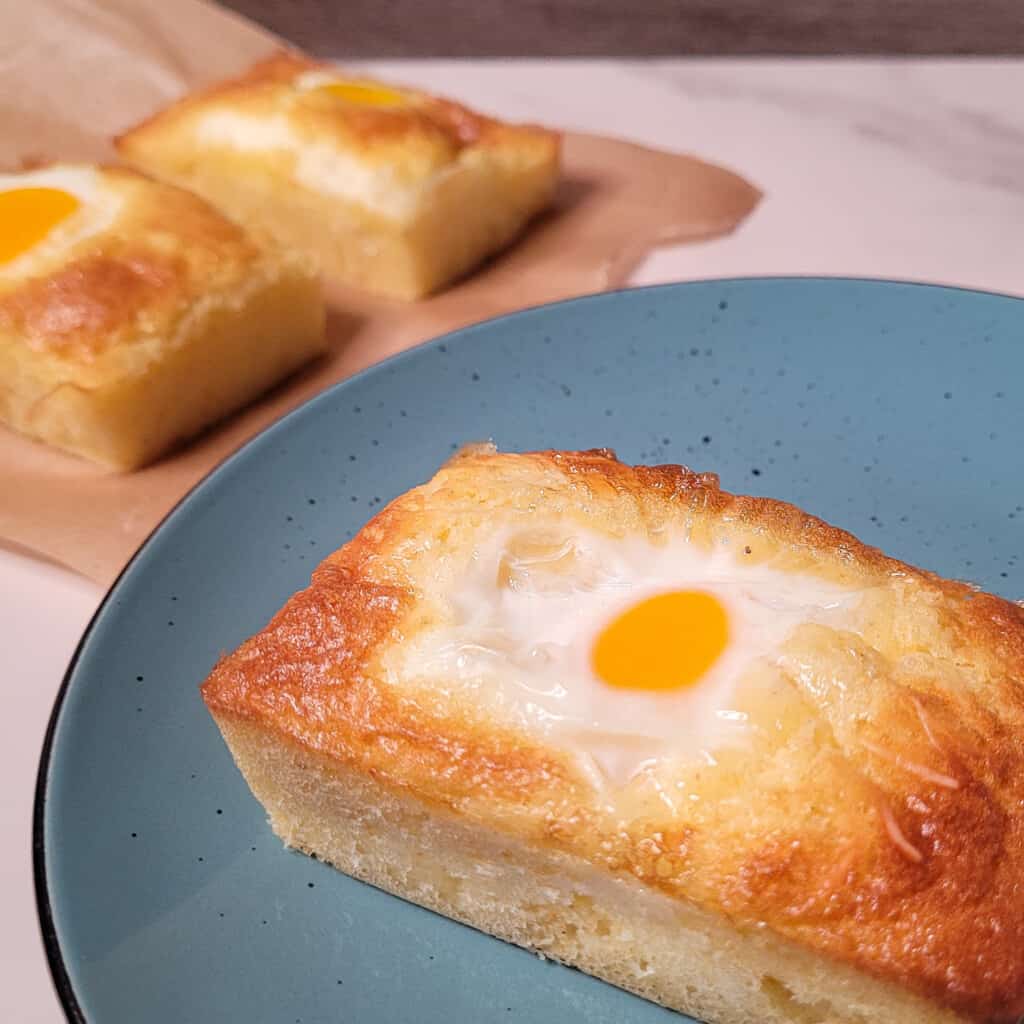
[
  {"x1": 115, "y1": 52, "x2": 559, "y2": 224},
  {"x1": 0, "y1": 163, "x2": 313, "y2": 384},
  {"x1": 202, "y1": 446, "x2": 1024, "y2": 1021}
]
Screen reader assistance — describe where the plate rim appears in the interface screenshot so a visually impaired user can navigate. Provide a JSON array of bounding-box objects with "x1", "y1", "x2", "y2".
[{"x1": 33, "y1": 275, "x2": 1023, "y2": 1022}]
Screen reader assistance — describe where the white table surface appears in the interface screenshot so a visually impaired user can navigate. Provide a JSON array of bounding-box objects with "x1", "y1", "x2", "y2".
[{"x1": 5, "y1": 57, "x2": 1023, "y2": 1021}]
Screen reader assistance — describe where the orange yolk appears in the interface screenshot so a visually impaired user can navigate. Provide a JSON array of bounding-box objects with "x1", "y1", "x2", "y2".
[
  {"x1": 0, "y1": 187, "x2": 81, "y2": 265},
  {"x1": 317, "y1": 80, "x2": 407, "y2": 108},
  {"x1": 592, "y1": 590, "x2": 729, "y2": 692}
]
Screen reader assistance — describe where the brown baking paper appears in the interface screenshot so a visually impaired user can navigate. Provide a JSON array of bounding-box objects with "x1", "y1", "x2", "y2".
[{"x1": 0, "y1": 0, "x2": 761, "y2": 586}]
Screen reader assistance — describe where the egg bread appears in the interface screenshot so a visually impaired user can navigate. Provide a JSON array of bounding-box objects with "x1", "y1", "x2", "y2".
[
  {"x1": 201, "y1": 446, "x2": 1024, "y2": 1023},
  {"x1": 0, "y1": 164, "x2": 325, "y2": 470},
  {"x1": 114, "y1": 53, "x2": 560, "y2": 300}
]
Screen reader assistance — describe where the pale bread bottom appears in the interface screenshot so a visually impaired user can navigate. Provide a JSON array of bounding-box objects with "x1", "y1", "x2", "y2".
[
  {"x1": 129, "y1": 155, "x2": 557, "y2": 300},
  {"x1": 0, "y1": 262, "x2": 324, "y2": 470},
  {"x1": 214, "y1": 714, "x2": 962, "y2": 1024}
]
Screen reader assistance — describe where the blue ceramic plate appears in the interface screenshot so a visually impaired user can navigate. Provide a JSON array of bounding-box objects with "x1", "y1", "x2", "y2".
[{"x1": 37, "y1": 280, "x2": 1024, "y2": 1023}]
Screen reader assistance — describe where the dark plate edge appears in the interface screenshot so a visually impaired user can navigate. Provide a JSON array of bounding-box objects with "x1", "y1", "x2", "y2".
[
  {"x1": 31, "y1": 275, "x2": 1024, "y2": 1022},
  {"x1": 33, "y1": 564, "x2": 128, "y2": 1023}
]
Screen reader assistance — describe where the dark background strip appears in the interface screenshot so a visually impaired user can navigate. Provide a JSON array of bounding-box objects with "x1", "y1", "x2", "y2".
[{"x1": 222, "y1": 0, "x2": 1024, "y2": 57}]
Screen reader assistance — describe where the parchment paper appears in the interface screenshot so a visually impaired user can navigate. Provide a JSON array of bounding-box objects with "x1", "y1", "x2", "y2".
[{"x1": 0, "y1": 0, "x2": 761, "y2": 585}]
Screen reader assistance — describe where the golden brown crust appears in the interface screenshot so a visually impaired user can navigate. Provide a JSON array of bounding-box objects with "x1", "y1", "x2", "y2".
[
  {"x1": 0, "y1": 165, "x2": 269, "y2": 365},
  {"x1": 3, "y1": 248, "x2": 177, "y2": 356},
  {"x1": 0, "y1": 162, "x2": 324, "y2": 468},
  {"x1": 116, "y1": 51, "x2": 558, "y2": 178},
  {"x1": 115, "y1": 53, "x2": 559, "y2": 298},
  {"x1": 202, "y1": 447, "x2": 1024, "y2": 1021}
]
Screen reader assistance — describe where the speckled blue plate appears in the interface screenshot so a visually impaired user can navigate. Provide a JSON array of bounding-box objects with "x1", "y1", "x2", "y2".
[{"x1": 36, "y1": 279, "x2": 1024, "y2": 1023}]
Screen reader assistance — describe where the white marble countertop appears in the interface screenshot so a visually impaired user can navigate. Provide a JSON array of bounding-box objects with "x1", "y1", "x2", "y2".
[{"x1": 5, "y1": 57, "x2": 1023, "y2": 1022}]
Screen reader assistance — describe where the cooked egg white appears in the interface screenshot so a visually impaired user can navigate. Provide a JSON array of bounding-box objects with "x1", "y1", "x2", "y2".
[
  {"x1": 192, "y1": 71, "x2": 451, "y2": 224},
  {"x1": 0, "y1": 165, "x2": 121, "y2": 277},
  {"x1": 194, "y1": 108, "x2": 437, "y2": 223},
  {"x1": 397, "y1": 525, "x2": 861, "y2": 785}
]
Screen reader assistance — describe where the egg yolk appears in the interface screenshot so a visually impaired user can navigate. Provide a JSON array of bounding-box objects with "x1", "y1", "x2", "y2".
[
  {"x1": 317, "y1": 80, "x2": 407, "y2": 108},
  {"x1": 592, "y1": 590, "x2": 729, "y2": 692},
  {"x1": 0, "y1": 187, "x2": 80, "y2": 265}
]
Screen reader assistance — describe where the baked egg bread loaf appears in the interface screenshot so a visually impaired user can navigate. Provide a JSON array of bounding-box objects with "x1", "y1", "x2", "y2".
[
  {"x1": 0, "y1": 164, "x2": 325, "y2": 470},
  {"x1": 201, "y1": 446, "x2": 1024, "y2": 1024},
  {"x1": 115, "y1": 53, "x2": 561, "y2": 300}
]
